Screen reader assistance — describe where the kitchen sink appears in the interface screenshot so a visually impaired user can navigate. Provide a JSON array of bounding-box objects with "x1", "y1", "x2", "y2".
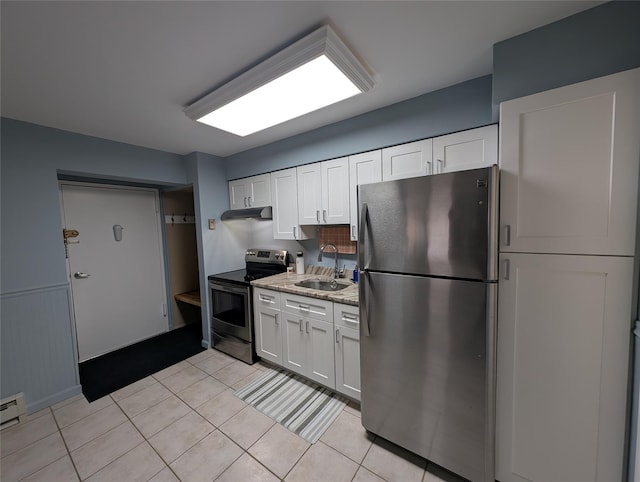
[{"x1": 294, "y1": 279, "x2": 351, "y2": 292}]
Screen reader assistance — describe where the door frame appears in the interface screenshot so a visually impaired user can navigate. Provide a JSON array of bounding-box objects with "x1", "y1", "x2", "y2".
[{"x1": 58, "y1": 181, "x2": 170, "y2": 362}]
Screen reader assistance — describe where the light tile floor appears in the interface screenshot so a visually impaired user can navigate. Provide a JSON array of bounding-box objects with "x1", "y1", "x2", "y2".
[{"x1": 0, "y1": 348, "x2": 464, "y2": 482}]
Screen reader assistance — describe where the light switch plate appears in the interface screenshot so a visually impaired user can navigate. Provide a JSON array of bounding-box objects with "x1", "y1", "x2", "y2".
[{"x1": 208, "y1": 219, "x2": 216, "y2": 230}]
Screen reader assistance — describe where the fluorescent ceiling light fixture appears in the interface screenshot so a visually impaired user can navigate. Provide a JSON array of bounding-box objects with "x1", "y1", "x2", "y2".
[{"x1": 184, "y1": 25, "x2": 374, "y2": 136}]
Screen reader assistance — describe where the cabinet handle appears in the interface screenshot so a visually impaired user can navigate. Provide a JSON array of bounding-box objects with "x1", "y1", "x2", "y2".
[
  {"x1": 426, "y1": 160, "x2": 433, "y2": 175},
  {"x1": 299, "y1": 304, "x2": 310, "y2": 311},
  {"x1": 247, "y1": 196, "x2": 252, "y2": 207},
  {"x1": 351, "y1": 225, "x2": 356, "y2": 240},
  {"x1": 336, "y1": 328, "x2": 340, "y2": 343},
  {"x1": 299, "y1": 319, "x2": 303, "y2": 332},
  {"x1": 503, "y1": 225, "x2": 511, "y2": 246},
  {"x1": 275, "y1": 313, "x2": 279, "y2": 325},
  {"x1": 503, "y1": 259, "x2": 511, "y2": 280},
  {"x1": 293, "y1": 226, "x2": 297, "y2": 239},
  {"x1": 306, "y1": 321, "x2": 309, "y2": 334},
  {"x1": 243, "y1": 197, "x2": 248, "y2": 207},
  {"x1": 316, "y1": 210, "x2": 320, "y2": 223},
  {"x1": 342, "y1": 314, "x2": 358, "y2": 322},
  {"x1": 437, "y1": 159, "x2": 444, "y2": 173},
  {"x1": 259, "y1": 295, "x2": 274, "y2": 303},
  {"x1": 323, "y1": 210, "x2": 327, "y2": 223}
]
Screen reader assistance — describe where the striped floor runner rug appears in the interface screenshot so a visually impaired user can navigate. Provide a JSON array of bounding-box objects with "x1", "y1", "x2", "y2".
[{"x1": 234, "y1": 368, "x2": 347, "y2": 443}]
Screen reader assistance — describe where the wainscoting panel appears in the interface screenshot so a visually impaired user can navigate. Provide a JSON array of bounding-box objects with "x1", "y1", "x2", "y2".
[{"x1": 1, "y1": 283, "x2": 81, "y2": 412}]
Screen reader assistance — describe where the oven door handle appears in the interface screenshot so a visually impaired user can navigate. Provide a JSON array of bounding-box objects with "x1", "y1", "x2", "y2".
[{"x1": 209, "y1": 282, "x2": 249, "y2": 296}]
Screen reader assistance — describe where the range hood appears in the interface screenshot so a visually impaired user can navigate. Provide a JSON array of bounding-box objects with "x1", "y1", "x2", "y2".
[{"x1": 220, "y1": 206, "x2": 273, "y2": 221}]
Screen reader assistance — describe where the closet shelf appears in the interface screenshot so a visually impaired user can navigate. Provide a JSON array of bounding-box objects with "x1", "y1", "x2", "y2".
[{"x1": 174, "y1": 290, "x2": 201, "y2": 307}]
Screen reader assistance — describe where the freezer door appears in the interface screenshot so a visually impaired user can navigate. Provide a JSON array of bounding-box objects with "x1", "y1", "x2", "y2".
[
  {"x1": 358, "y1": 166, "x2": 498, "y2": 280},
  {"x1": 360, "y1": 271, "x2": 495, "y2": 482}
]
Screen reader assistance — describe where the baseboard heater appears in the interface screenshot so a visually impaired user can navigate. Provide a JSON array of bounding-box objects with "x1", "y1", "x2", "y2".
[{"x1": 1, "y1": 393, "x2": 26, "y2": 430}]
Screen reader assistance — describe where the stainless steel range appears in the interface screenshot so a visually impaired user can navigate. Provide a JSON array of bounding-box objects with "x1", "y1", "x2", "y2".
[{"x1": 208, "y1": 249, "x2": 289, "y2": 364}]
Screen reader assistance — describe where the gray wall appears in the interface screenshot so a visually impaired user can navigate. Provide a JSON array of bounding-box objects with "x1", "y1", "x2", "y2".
[
  {"x1": 224, "y1": 75, "x2": 494, "y2": 180},
  {"x1": 0, "y1": 119, "x2": 189, "y2": 411},
  {"x1": 185, "y1": 151, "x2": 248, "y2": 347},
  {"x1": 493, "y1": 1, "x2": 640, "y2": 108}
]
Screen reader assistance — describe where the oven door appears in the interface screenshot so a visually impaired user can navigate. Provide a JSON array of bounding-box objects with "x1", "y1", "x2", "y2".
[{"x1": 209, "y1": 281, "x2": 252, "y2": 341}]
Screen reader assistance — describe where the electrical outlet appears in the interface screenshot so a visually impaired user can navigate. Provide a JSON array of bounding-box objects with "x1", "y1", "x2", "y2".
[{"x1": 208, "y1": 219, "x2": 216, "y2": 230}]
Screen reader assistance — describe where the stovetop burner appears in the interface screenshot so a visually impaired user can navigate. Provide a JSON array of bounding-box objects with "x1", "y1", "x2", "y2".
[{"x1": 208, "y1": 248, "x2": 289, "y2": 286}]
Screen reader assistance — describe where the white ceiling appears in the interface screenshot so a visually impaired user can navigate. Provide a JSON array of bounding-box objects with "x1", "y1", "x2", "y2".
[{"x1": 1, "y1": 1, "x2": 600, "y2": 158}]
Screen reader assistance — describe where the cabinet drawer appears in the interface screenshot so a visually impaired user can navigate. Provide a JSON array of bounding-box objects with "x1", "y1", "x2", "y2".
[
  {"x1": 253, "y1": 288, "x2": 281, "y2": 310},
  {"x1": 281, "y1": 293, "x2": 333, "y2": 322},
  {"x1": 333, "y1": 303, "x2": 359, "y2": 330}
]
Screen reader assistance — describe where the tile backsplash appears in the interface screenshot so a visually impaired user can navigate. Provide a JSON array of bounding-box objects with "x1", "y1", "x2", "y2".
[{"x1": 318, "y1": 226, "x2": 356, "y2": 254}]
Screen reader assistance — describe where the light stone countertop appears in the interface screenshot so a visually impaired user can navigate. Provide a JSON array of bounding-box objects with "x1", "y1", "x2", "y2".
[{"x1": 250, "y1": 266, "x2": 359, "y2": 306}]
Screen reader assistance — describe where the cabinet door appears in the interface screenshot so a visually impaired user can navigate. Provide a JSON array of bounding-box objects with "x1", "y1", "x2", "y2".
[
  {"x1": 496, "y1": 253, "x2": 633, "y2": 482},
  {"x1": 335, "y1": 324, "x2": 360, "y2": 401},
  {"x1": 281, "y1": 312, "x2": 307, "y2": 374},
  {"x1": 247, "y1": 173, "x2": 271, "y2": 207},
  {"x1": 297, "y1": 164, "x2": 322, "y2": 225},
  {"x1": 382, "y1": 138, "x2": 433, "y2": 181},
  {"x1": 349, "y1": 151, "x2": 382, "y2": 241},
  {"x1": 228, "y1": 179, "x2": 248, "y2": 210},
  {"x1": 500, "y1": 67, "x2": 640, "y2": 256},
  {"x1": 254, "y1": 306, "x2": 282, "y2": 365},
  {"x1": 432, "y1": 125, "x2": 497, "y2": 174},
  {"x1": 307, "y1": 318, "x2": 335, "y2": 388},
  {"x1": 271, "y1": 168, "x2": 299, "y2": 240},
  {"x1": 321, "y1": 157, "x2": 350, "y2": 224}
]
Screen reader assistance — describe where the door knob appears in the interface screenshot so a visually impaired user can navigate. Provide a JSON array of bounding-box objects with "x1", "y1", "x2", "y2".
[{"x1": 74, "y1": 272, "x2": 90, "y2": 279}]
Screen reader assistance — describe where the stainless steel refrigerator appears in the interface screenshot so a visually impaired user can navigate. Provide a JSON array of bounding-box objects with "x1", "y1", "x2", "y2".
[{"x1": 358, "y1": 165, "x2": 498, "y2": 482}]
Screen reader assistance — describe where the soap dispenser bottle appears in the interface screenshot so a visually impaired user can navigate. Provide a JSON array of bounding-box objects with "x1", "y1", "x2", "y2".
[{"x1": 296, "y1": 251, "x2": 305, "y2": 274}]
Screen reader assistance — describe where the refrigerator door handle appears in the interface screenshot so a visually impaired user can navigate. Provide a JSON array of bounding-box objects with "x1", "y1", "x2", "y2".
[
  {"x1": 360, "y1": 271, "x2": 370, "y2": 337},
  {"x1": 358, "y1": 203, "x2": 368, "y2": 269}
]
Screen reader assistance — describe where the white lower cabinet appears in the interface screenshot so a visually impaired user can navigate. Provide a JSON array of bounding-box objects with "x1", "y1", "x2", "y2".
[
  {"x1": 280, "y1": 293, "x2": 336, "y2": 388},
  {"x1": 496, "y1": 253, "x2": 634, "y2": 482},
  {"x1": 253, "y1": 288, "x2": 282, "y2": 365},
  {"x1": 281, "y1": 311, "x2": 306, "y2": 373},
  {"x1": 253, "y1": 289, "x2": 360, "y2": 399},
  {"x1": 333, "y1": 303, "x2": 361, "y2": 401}
]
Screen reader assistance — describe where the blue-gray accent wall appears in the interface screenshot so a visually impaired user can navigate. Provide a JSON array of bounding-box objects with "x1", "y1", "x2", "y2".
[
  {"x1": 1, "y1": 119, "x2": 188, "y2": 293},
  {"x1": 493, "y1": 1, "x2": 640, "y2": 108},
  {"x1": 224, "y1": 75, "x2": 494, "y2": 180},
  {"x1": 0, "y1": 118, "x2": 190, "y2": 411}
]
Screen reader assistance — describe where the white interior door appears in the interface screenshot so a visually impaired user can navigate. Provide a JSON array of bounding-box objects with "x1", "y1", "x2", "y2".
[{"x1": 60, "y1": 184, "x2": 168, "y2": 362}]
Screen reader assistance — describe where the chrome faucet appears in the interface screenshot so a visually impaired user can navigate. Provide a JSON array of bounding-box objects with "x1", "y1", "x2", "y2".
[{"x1": 318, "y1": 243, "x2": 339, "y2": 279}]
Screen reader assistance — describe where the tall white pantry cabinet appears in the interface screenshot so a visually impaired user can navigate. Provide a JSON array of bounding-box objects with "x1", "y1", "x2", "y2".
[{"x1": 496, "y1": 68, "x2": 640, "y2": 482}]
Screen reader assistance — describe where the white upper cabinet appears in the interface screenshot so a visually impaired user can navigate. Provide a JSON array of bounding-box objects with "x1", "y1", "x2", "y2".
[
  {"x1": 348, "y1": 150, "x2": 382, "y2": 241},
  {"x1": 297, "y1": 158, "x2": 350, "y2": 225},
  {"x1": 382, "y1": 138, "x2": 433, "y2": 181},
  {"x1": 500, "y1": 67, "x2": 640, "y2": 256},
  {"x1": 228, "y1": 173, "x2": 271, "y2": 210},
  {"x1": 297, "y1": 163, "x2": 322, "y2": 224},
  {"x1": 432, "y1": 125, "x2": 497, "y2": 174},
  {"x1": 321, "y1": 157, "x2": 350, "y2": 224},
  {"x1": 271, "y1": 168, "x2": 312, "y2": 240}
]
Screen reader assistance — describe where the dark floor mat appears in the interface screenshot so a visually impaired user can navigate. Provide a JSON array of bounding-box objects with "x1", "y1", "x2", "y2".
[{"x1": 79, "y1": 323, "x2": 204, "y2": 402}]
